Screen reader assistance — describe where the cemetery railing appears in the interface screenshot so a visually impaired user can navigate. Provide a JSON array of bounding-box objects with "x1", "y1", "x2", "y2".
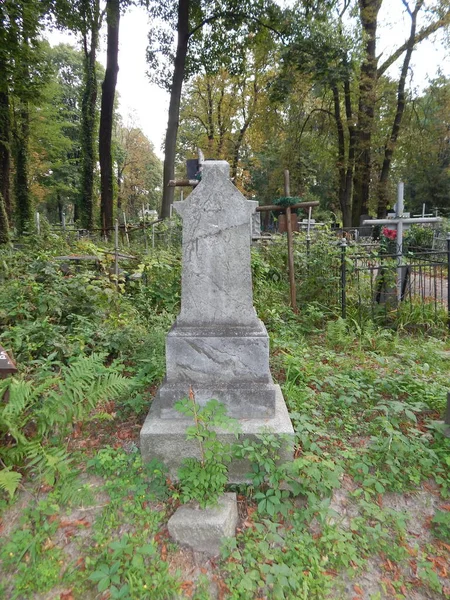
[{"x1": 338, "y1": 239, "x2": 450, "y2": 329}]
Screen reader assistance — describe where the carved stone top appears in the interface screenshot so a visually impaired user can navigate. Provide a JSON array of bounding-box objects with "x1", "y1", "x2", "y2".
[{"x1": 174, "y1": 161, "x2": 258, "y2": 327}]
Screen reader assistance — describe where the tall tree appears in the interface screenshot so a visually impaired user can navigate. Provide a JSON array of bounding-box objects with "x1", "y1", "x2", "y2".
[
  {"x1": 99, "y1": 0, "x2": 120, "y2": 233},
  {"x1": 29, "y1": 44, "x2": 84, "y2": 222},
  {"x1": 284, "y1": 0, "x2": 450, "y2": 225},
  {"x1": 377, "y1": 0, "x2": 422, "y2": 217},
  {"x1": 0, "y1": 1, "x2": 13, "y2": 227},
  {"x1": 80, "y1": 0, "x2": 102, "y2": 229},
  {"x1": 147, "y1": 0, "x2": 281, "y2": 218},
  {"x1": 161, "y1": 0, "x2": 189, "y2": 219},
  {"x1": 350, "y1": 0, "x2": 382, "y2": 225},
  {"x1": 114, "y1": 122, "x2": 162, "y2": 216},
  {"x1": 10, "y1": 1, "x2": 51, "y2": 233},
  {"x1": 53, "y1": 0, "x2": 104, "y2": 228}
]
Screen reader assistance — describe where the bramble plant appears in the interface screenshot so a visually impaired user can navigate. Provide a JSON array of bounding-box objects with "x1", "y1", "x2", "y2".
[{"x1": 174, "y1": 389, "x2": 241, "y2": 508}]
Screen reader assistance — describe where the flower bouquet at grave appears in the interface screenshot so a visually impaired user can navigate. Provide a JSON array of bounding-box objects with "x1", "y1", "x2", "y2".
[{"x1": 380, "y1": 226, "x2": 398, "y2": 256}]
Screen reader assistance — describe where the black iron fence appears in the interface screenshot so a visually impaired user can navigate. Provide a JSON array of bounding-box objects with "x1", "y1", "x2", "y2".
[{"x1": 283, "y1": 232, "x2": 450, "y2": 329}]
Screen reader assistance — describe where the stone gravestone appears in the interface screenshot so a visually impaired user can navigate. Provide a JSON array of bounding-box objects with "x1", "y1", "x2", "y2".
[
  {"x1": 140, "y1": 160, "x2": 293, "y2": 481},
  {"x1": 251, "y1": 211, "x2": 262, "y2": 240}
]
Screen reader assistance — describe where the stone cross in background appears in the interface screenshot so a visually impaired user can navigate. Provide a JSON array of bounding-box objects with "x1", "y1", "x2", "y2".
[{"x1": 140, "y1": 160, "x2": 293, "y2": 481}]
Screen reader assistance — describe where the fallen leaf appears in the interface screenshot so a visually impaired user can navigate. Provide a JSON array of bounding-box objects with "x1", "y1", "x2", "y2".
[
  {"x1": 59, "y1": 518, "x2": 90, "y2": 528},
  {"x1": 60, "y1": 590, "x2": 74, "y2": 600},
  {"x1": 43, "y1": 538, "x2": 54, "y2": 551},
  {"x1": 353, "y1": 584, "x2": 364, "y2": 594},
  {"x1": 161, "y1": 543, "x2": 167, "y2": 560},
  {"x1": 405, "y1": 545, "x2": 418, "y2": 557}
]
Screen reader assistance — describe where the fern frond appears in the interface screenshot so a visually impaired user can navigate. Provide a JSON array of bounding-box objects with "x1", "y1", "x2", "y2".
[{"x1": 0, "y1": 468, "x2": 22, "y2": 499}]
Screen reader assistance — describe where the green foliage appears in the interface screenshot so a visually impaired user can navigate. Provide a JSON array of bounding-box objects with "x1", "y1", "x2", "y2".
[
  {"x1": 404, "y1": 224, "x2": 435, "y2": 251},
  {"x1": 175, "y1": 394, "x2": 240, "y2": 508},
  {"x1": 234, "y1": 433, "x2": 292, "y2": 517},
  {"x1": 0, "y1": 354, "x2": 131, "y2": 498},
  {"x1": 0, "y1": 468, "x2": 22, "y2": 499},
  {"x1": 431, "y1": 509, "x2": 450, "y2": 541}
]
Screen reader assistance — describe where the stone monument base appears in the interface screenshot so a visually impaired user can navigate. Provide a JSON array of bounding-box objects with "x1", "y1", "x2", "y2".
[{"x1": 140, "y1": 385, "x2": 294, "y2": 483}]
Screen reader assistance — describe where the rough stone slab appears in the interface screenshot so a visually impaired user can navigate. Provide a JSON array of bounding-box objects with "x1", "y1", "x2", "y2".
[
  {"x1": 158, "y1": 382, "x2": 276, "y2": 419},
  {"x1": 165, "y1": 320, "x2": 272, "y2": 384},
  {"x1": 174, "y1": 161, "x2": 258, "y2": 327},
  {"x1": 167, "y1": 492, "x2": 238, "y2": 555},
  {"x1": 140, "y1": 385, "x2": 294, "y2": 483}
]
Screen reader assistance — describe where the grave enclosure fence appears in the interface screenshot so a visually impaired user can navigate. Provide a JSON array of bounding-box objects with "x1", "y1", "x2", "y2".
[{"x1": 276, "y1": 232, "x2": 450, "y2": 330}]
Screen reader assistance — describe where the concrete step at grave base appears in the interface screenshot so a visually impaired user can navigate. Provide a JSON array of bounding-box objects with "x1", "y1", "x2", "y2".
[
  {"x1": 157, "y1": 381, "x2": 277, "y2": 419},
  {"x1": 140, "y1": 385, "x2": 294, "y2": 483}
]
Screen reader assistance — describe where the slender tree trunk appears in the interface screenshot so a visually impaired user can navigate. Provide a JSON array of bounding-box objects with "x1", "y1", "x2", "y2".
[
  {"x1": 100, "y1": 0, "x2": 120, "y2": 235},
  {"x1": 206, "y1": 79, "x2": 215, "y2": 155},
  {"x1": 377, "y1": 0, "x2": 423, "y2": 218},
  {"x1": 231, "y1": 78, "x2": 258, "y2": 181},
  {"x1": 80, "y1": 0, "x2": 101, "y2": 229},
  {"x1": 343, "y1": 77, "x2": 356, "y2": 227},
  {"x1": 14, "y1": 104, "x2": 31, "y2": 234},
  {"x1": 0, "y1": 192, "x2": 9, "y2": 244},
  {"x1": 160, "y1": 0, "x2": 189, "y2": 219},
  {"x1": 352, "y1": 0, "x2": 382, "y2": 226},
  {"x1": 57, "y1": 193, "x2": 63, "y2": 224},
  {"x1": 217, "y1": 85, "x2": 226, "y2": 157},
  {"x1": 332, "y1": 84, "x2": 350, "y2": 226},
  {"x1": 0, "y1": 90, "x2": 11, "y2": 222},
  {"x1": 0, "y1": 2, "x2": 11, "y2": 222}
]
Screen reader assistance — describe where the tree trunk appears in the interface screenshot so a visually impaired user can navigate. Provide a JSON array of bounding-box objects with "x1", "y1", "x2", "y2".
[
  {"x1": 14, "y1": 104, "x2": 31, "y2": 234},
  {"x1": 332, "y1": 84, "x2": 350, "y2": 226},
  {"x1": 0, "y1": 2, "x2": 11, "y2": 221},
  {"x1": 0, "y1": 192, "x2": 9, "y2": 244},
  {"x1": 343, "y1": 77, "x2": 356, "y2": 228},
  {"x1": 0, "y1": 90, "x2": 11, "y2": 222},
  {"x1": 217, "y1": 85, "x2": 226, "y2": 157},
  {"x1": 352, "y1": 0, "x2": 382, "y2": 226},
  {"x1": 160, "y1": 0, "x2": 189, "y2": 219},
  {"x1": 377, "y1": 0, "x2": 423, "y2": 218},
  {"x1": 100, "y1": 0, "x2": 120, "y2": 235},
  {"x1": 80, "y1": 0, "x2": 101, "y2": 229},
  {"x1": 231, "y1": 77, "x2": 258, "y2": 182},
  {"x1": 206, "y1": 79, "x2": 215, "y2": 156}
]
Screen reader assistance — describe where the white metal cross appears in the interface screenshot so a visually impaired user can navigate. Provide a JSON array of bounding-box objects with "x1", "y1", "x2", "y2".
[{"x1": 363, "y1": 183, "x2": 442, "y2": 301}]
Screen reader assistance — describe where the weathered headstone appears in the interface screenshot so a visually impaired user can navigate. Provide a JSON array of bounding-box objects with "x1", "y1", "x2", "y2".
[
  {"x1": 140, "y1": 160, "x2": 294, "y2": 481},
  {"x1": 252, "y1": 211, "x2": 262, "y2": 240}
]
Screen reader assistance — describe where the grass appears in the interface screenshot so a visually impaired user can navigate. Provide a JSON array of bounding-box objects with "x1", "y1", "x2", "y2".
[{"x1": 0, "y1": 234, "x2": 450, "y2": 599}]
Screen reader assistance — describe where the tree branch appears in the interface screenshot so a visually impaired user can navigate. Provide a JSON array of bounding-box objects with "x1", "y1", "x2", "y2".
[
  {"x1": 377, "y1": 9, "x2": 450, "y2": 77},
  {"x1": 188, "y1": 11, "x2": 282, "y2": 39}
]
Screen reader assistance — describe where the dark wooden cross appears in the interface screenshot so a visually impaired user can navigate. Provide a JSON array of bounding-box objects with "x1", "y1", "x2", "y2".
[{"x1": 256, "y1": 170, "x2": 319, "y2": 312}]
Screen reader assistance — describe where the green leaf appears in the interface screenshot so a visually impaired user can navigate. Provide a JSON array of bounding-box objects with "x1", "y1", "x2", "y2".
[{"x1": 0, "y1": 469, "x2": 22, "y2": 499}]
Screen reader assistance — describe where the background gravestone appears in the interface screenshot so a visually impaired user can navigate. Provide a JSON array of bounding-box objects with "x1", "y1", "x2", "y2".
[{"x1": 140, "y1": 160, "x2": 293, "y2": 481}]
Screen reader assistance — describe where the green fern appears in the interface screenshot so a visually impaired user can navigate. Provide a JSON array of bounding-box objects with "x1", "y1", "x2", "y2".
[
  {"x1": 0, "y1": 468, "x2": 22, "y2": 498},
  {"x1": 0, "y1": 354, "x2": 132, "y2": 498}
]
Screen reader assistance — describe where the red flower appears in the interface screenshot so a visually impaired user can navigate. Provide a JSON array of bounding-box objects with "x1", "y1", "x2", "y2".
[{"x1": 382, "y1": 227, "x2": 397, "y2": 240}]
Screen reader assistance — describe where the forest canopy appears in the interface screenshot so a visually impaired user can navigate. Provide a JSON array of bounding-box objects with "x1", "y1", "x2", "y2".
[{"x1": 0, "y1": 0, "x2": 448, "y2": 241}]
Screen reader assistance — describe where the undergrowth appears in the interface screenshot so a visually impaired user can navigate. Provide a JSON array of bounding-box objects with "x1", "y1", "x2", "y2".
[{"x1": 0, "y1": 235, "x2": 449, "y2": 599}]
